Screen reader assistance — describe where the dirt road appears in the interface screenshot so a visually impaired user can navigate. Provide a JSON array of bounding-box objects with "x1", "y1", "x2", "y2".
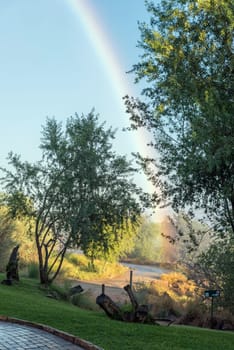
[
  {"x1": 74, "y1": 264, "x2": 170, "y2": 303},
  {"x1": 75, "y1": 271, "x2": 131, "y2": 303}
]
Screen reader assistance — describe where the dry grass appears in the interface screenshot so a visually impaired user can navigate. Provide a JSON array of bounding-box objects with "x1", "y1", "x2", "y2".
[
  {"x1": 57, "y1": 253, "x2": 128, "y2": 281},
  {"x1": 132, "y1": 272, "x2": 234, "y2": 330},
  {"x1": 134, "y1": 273, "x2": 203, "y2": 318}
]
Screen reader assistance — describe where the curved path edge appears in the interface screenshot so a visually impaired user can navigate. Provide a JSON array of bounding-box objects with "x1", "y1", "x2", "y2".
[{"x1": 0, "y1": 315, "x2": 103, "y2": 350}]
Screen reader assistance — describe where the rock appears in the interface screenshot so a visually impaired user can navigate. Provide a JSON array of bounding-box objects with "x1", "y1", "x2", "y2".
[{"x1": 69, "y1": 285, "x2": 84, "y2": 296}]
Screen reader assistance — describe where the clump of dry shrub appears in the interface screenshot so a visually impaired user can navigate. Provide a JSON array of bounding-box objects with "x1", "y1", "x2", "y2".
[
  {"x1": 132, "y1": 272, "x2": 234, "y2": 330},
  {"x1": 134, "y1": 272, "x2": 198, "y2": 311},
  {"x1": 133, "y1": 273, "x2": 205, "y2": 323}
]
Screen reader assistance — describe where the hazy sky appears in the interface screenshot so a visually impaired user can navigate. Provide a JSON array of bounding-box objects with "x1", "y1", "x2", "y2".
[{"x1": 0, "y1": 0, "x2": 161, "y2": 209}]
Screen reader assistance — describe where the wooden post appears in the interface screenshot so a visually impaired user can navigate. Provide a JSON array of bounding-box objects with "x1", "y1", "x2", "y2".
[
  {"x1": 124, "y1": 284, "x2": 139, "y2": 311},
  {"x1": 211, "y1": 296, "x2": 214, "y2": 321},
  {"x1": 96, "y1": 293, "x2": 123, "y2": 321},
  {"x1": 102, "y1": 284, "x2": 105, "y2": 294},
  {"x1": 130, "y1": 270, "x2": 133, "y2": 289}
]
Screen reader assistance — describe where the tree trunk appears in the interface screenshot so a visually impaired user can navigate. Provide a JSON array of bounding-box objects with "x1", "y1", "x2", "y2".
[
  {"x1": 124, "y1": 284, "x2": 139, "y2": 311},
  {"x1": 96, "y1": 292, "x2": 123, "y2": 320}
]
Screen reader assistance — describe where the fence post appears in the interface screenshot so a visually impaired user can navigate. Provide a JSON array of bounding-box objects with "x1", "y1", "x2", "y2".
[
  {"x1": 102, "y1": 284, "x2": 105, "y2": 294},
  {"x1": 130, "y1": 270, "x2": 133, "y2": 289}
]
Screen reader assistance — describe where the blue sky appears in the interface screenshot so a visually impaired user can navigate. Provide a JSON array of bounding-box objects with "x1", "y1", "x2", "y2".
[{"x1": 0, "y1": 0, "x2": 162, "y2": 214}]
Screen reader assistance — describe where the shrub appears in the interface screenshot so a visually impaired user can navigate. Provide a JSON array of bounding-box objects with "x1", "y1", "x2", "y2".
[
  {"x1": 27, "y1": 262, "x2": 39, "y2": 279},
  {"x1": 176, "y1": 299, "x2": 208, "y2": 327},
  {"x1": 48, "y1": 283, "x2": 70, "y2": 301}
]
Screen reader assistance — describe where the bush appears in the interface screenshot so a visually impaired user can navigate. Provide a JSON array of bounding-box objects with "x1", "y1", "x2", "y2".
[
  {"x1": 47, "y1": 283, "x2": 70, "y2": 301},
  {"x1": 177, "y1": 300, "x2": 207, "y2": 327},
  {"x1": 27, "y1": 262, "x2": 39, "y2": 279},
  {"x1": 132, "y1": 272, "x2": 205, "y2": 321}
]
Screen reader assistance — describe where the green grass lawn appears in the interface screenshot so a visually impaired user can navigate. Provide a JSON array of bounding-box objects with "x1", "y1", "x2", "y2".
[{"x1": 0, "y1": 275, "x2": 233, "y2": 350}]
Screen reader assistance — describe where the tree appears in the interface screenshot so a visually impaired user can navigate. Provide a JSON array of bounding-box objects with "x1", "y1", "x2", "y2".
[
  {"x1": 128, "y1": 216, "x2": 162, "y2": 263},
  {"x1": 1, "y1": 112, "x2": 149, "y2": 285},
  {"x1": 125, "y1": 0, "x2": 234, "y2": 233},
  {"x1": 166, "y1": 212, "x2": 212, "y2": 263}
]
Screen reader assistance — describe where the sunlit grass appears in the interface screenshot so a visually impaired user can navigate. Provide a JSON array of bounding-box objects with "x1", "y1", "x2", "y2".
[{"x1": 57, "y1": 252, "x2": 128, "y2": 281}]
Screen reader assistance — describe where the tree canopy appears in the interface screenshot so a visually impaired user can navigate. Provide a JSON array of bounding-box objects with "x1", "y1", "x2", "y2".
[
  {"x1": 125, "y1": 0, "x2": 234, "y2": 233},
  {"x1": 1, "y1": 111, "x2": 150, "y2": 284}
]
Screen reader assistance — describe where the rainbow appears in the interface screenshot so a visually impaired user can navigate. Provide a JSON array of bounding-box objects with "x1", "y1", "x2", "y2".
[
  {"x1": 66, "y1": 0, "x2": 154, "y2": 162},
  {"x1": 66, "y1": 0, "x2": 167, "y2": 222},
  {"x1": 67, "y1": 0, "x2": 131, "y2": 111}
]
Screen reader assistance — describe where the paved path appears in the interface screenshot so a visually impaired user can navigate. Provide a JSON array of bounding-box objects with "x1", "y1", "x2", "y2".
[{"x1": 0, "y1": 322, "x2": 85, "y2": 350}]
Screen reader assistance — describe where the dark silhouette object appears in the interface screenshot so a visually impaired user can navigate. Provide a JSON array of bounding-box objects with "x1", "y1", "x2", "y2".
[
  {"x1": 1, "y1": 245, "x2": 20, "y2": 285},
  {"x1": 124, "y1": 284, "x2": 139, "y2": 311},
  {"x1": 96, "y1": 293, "x2": 123, "y2": 321},
  {"x1": 123, "y1": 284, "x2": 152, "y2": 323},
  {"x1": 69, "y1": 285, "x2": 84, "y2": 296},
  {"x1": 96, "y1": 284, "x2": 123, "y2": 320},
  {"x1": 96, "y1": 283, "x2": 153, "y2": 323},
  {"x1": 96, "y1": 283, "x2": 174, "y2": 325}
]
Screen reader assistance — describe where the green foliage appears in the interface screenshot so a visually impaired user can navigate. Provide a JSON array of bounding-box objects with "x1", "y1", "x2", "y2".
[
  {"x1": 84, "y1": 220, "x2": 137, "y2": 265},
  {"x1": 125, "y1": 0, "x2": 234, "y2": 308},
  {"x1": 27, "y1": 262, "x2": 39, "y2": 279},
  {"x1": 128, "y1": 216, "x2": 162, "y2": 262},
  {"x1": 125, "y1": 0, "x2": 234, "y2": 233},
  {"x1": 1, "y1": 111, "x2": 149, "y2": 285},
  {"x1": 198, "y1": 240, "x2": 234, "y2": 312},
  {"x1": 168, "y1": 212, "x2": 212, "y2": 263}
]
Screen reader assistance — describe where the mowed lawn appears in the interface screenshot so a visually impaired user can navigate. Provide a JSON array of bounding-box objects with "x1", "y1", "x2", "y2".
[{"x1": 0, "y1": 276, "x2": 233, "y2": 350}]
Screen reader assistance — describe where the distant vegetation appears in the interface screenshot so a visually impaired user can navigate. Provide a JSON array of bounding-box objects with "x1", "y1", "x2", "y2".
[{"x1": 126, "y1": 216, "x2": 162, "y2": 263}]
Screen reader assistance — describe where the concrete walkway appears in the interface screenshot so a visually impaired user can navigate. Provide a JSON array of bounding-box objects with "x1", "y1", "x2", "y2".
[{"x1": 0, "y1": 321, "x2": 93, "y2": 350}]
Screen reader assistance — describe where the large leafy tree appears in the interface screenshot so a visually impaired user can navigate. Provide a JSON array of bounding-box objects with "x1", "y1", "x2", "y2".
[
  {"x1": 1, "y1": 112, "x2": 149, "y2": 285},
  {"x1": 125, "y1": 0, "x2": 234, "y2": 233}
]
